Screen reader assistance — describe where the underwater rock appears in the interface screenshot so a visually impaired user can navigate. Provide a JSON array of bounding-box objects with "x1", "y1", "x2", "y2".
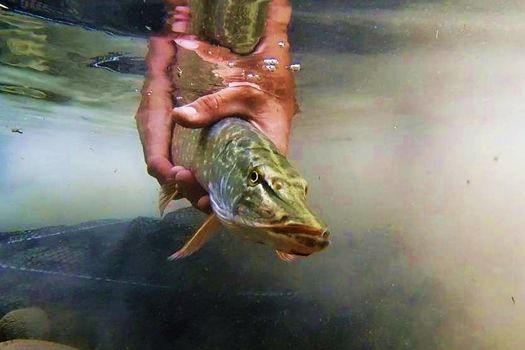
[
  {"x1": 0, "y1": 339, "x2": 78, "y2": 350},
  {"x1": 0, "y1": 308, "x2": 50, "y2": 341},
  {"x1": 0, "y1": 208, "x2": 464, "y2": 349}
]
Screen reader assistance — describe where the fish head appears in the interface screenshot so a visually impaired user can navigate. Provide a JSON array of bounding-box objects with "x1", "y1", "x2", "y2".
[{"x1": 213, "y1": 148, "x2": 330, "y2": 256}]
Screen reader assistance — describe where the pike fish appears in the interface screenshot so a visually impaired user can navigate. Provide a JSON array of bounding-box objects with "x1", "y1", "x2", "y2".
[{"x1": 160, "y1": 118, "x2": 330, "y2": 262}]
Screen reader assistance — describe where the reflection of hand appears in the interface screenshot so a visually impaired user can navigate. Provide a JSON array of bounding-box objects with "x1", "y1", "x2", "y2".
[{"x1": 171, "y1": 0, "x2": 296, "y2": 154}]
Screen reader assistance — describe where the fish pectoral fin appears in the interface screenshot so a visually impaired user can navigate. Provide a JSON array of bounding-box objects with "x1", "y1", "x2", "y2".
[
  {"x1": 167, "y1": 214, "x2": 221, "y2": 261},
  {"x1": 275, "y1": 250, "x2": 300, "y2": 263},
  {"x1": 159, "y1": 182, "x2": 179, "y2": 216}
]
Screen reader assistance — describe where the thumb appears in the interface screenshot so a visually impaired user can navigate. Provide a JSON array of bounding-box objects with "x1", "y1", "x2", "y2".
[{"x1": 171, "y1": 87, "x2": 263, "y2": 128}]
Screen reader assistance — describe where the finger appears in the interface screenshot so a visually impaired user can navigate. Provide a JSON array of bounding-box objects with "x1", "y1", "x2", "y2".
[
  {"x1": 174, "y1": 5, "x2": 190, "y2": 14},
  {"x1": 139, "y1": 38, "x2": 176, "y2": 108},
  {"x1": 255, "y1": 1, "x2": 291, "y2": 55},
  {"x1": 136, "y1": 36, "x2": 177, "y2": 185},
  {"x1": 264, "y1": 0, "x2": 292, "y2": 36},
  {"x1": 196, "y1": 196, "x2": 212, "y2": 214},
  {"x1": 170, "y1": 165, "x2": 186, "y2": 175},
  {"x1": 174, "y1": 36, "x2": 238, "y2": 65},
  {"x1": 169, "y1": 166, "x2": 186, "y2": 199},
  {"x1": 171, "y1": 6, "x2": 191, "y2": 33},
  {"x1": 174, "y1": 169, "x2": 209, "y2": 208},
  {"x1": 171, "y1": 86, "x2": 264, "y2": 128},
  {"x1": 146, "y1": 156, "x2": 175, "y2": 185},
  {"x1": 172, "y1": 86, "x2": 290, "y2": 153},
  {"x1": 174, "y1": 169, "x2": 208, "y2": 200},
  {"x1": 146, "y1": 36, "x2": 177, "y2": 78},
  {"x1": 171, "y1": 166, "x2": 210, "y2": 213},
  {"x1": 136, "y1": 108, "x2": 174, "y2": 179}
]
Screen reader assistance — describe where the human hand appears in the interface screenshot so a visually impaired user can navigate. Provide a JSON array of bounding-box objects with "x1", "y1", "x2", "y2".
[
  {"x1": 136, "y1": 0, "x2": 296, "y2": 214},
  {"x1": 135, "y1": 35, "x2": 211, "y2": 213}
]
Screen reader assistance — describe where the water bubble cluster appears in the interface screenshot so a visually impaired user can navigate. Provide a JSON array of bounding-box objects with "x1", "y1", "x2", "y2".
[
  {"x1": 264, "y1": 58, "x2": 279, "y2": 66},
  {"x1": 263, "y1": 58, "x2": 279, "y2": 72}
]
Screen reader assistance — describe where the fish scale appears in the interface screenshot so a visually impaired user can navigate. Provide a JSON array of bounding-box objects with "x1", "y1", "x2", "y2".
[{"x1": 166, "y1": 117, "x2": 330, "y2": 260}]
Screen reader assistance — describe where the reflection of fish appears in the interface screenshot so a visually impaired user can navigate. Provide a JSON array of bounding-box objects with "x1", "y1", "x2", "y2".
[
  {"x1": 161, "y1": 118, "x2": 330, "y2": 261},
  {"x1": 88, "y1": 52, "x2": 146, "y2": 75},
  {"x1": 0, "y1": 218, "x2": 174, "y2": 289},
  {"x1": 0, "y1": 209, "x2": 306, "y2": 297}
]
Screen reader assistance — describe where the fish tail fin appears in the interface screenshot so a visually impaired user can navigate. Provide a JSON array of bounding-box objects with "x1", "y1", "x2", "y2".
[
  {"x1": 167, "y1": 214, "x2": 221, "y2": 261},
  {"x1": 159, "y1": 182, "x2": 179, "y2": 216}
]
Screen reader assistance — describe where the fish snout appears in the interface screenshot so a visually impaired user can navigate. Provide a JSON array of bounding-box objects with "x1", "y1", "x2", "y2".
[{"x1": 290, "y1": 232, "x2": 330, "y2": 255}]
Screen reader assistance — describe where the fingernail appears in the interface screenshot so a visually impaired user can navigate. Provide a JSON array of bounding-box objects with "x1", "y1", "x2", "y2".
[
  {"x1": 174, "y1": 38, "x2": 199, "y2": 50},
  {"x1": 171, "y1": 166, "x2": 185, "y2": 174},
  {"x1": 172, "y1": 21, "x2": 188, "y2": 34},
  {"x1": 176, "y1": 106, "x2": 198, "y2": 118}
]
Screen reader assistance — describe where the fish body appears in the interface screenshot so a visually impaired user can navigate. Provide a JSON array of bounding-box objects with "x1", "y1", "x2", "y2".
[{"x1": 167, "y1": 117, "x2": 330, "y2": 259}]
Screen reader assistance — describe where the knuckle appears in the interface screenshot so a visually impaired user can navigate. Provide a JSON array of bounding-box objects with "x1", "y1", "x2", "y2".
[
  {"x1": 240, "y1": 87, "x2": 264, "y2": 110},
  {"x1": 199, "y1": 94, "x2": 221, "y2": 113},
  {"x1": 134, "y1": 110, "x2": 144, "y2": 123},
  {"x1": 243, "y1": 86, "x2": 263, "y2": 99},
  {"x1": 146, "y1": 164, "x2": 156, "y2": 177},
  {"x1": 146, "y1": 158, "x2": 161, "y2": 176}
]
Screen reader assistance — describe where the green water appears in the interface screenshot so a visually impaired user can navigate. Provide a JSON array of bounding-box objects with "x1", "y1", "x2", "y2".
[{"x1": 1, "y1": 1, "x2": 525, "y2": 349}]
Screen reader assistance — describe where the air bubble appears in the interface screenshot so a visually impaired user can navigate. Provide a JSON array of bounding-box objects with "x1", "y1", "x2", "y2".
[
  {"x1": 264, "y1": 58, "x2": 279, "y2": 66},
  {"x1": 263, "y1": 58, "x2": 279, "y2": 72},
  {"x1": 288, "y1": 63, "x2": 301, "y2": 72}
]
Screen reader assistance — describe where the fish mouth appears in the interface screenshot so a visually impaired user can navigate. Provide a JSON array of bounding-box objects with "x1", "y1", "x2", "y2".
[
  {"x1": 265, "y1": 224, "x2": 330, "y2": 238},
  {"x1": 241, "y1": 222, "x2": 330, "y2": 254},
  {"x1": 264, "y1": 224, "x2": 331, "y2": 253}
]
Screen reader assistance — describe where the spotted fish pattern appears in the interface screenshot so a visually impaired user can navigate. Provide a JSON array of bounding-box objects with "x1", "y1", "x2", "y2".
[{"x1": 171, "y1": 118, "x2": 330, "y2": 258}]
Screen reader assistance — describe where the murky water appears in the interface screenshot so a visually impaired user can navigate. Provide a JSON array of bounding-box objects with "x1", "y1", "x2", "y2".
[{"x1": 1, "y1": 1, "x2": 525, "y2": 349}]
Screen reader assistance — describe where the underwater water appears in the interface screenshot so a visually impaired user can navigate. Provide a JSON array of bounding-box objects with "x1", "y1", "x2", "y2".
[{"x1": 1, "y1": 0, "x2": 525, "y2": 349}]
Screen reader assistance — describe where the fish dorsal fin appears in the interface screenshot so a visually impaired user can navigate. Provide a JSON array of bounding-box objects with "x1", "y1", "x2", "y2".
[
  {"x1": 167, "y1": 214, "x2": 221, "y2": 261},
  {"x1": 275, "y1": 250, "x2": 299, "y2": 263},
  {"x1": 159, "y1": 182, "x2": 179, "y2": 216}
]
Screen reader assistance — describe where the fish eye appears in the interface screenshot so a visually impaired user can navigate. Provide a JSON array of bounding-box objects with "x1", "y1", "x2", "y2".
[{"x1": 248, "y1": 169, "x2": 261, "y2": 186}]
